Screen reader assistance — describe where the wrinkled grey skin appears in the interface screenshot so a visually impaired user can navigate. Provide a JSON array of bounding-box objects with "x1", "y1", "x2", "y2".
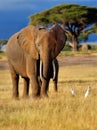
[{"x1": 6, "y1": 24, "x2": 67, "y2": 99}]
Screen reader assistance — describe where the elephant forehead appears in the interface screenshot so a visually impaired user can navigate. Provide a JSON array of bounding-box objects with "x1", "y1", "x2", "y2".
[
  {"x1": 37, "y1": 31, "x2": 49, "y2": 42},
  {"x1": 35, "y1": 31, "x2": 56, "y2": 49}
]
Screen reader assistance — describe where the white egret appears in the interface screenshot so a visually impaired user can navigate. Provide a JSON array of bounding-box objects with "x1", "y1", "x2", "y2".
[
  {"x1": 85, "y1": 86, "x2": 90, "y2": 98},
  {"x1": 70, "y1": 87, "x2": 76, "y2": 96}
]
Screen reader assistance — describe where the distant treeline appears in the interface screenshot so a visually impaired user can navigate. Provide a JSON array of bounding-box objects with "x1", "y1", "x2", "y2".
[{"x1": 0, "y1": 39, "x2": 7, "y2": 45}]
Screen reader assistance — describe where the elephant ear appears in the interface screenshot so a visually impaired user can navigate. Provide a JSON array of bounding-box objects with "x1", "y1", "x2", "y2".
[
  {"x1": 17, "y1": 25, "x2": 39, "y2": 59},
  {"x1": 51, "y1": 24, "x2": 67, "y2": 57}
]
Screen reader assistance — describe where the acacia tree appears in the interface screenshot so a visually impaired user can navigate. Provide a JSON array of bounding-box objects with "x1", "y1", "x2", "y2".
[
  {"x1": 88, "y1": 23, "x2": 97, "y2": 34},
  {"x1": 29, "y1": 4, "x2": 97, "y2": 51}
]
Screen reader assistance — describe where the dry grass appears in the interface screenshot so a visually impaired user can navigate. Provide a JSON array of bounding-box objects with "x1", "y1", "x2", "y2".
[
  {"x1": 0, "y1": 65, "x2": 97, "y2": 130},
  {"x1": 0, "y1": 52, "x2": 7, "y2": 61}
]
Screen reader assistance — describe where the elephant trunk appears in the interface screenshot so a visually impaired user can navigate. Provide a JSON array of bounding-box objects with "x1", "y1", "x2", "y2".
[
  {"x1": 40, "y1": 54, "x2": 51, "y2": 96},
  {"x1": 40, "y1": 59, "x2": 50, "y2": 80},
  {"x1": 40, "y1": 59, "x2": 56, "y2": 81}
]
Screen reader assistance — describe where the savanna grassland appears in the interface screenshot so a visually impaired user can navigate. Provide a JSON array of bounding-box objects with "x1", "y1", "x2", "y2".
[{"x1": 1, "y1": 53, "x2": 97, "y2": 130}]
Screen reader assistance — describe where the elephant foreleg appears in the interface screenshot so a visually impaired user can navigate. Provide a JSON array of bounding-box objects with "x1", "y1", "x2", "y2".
[
  {"x1": 41, "y1": 79, "x2": 49, "y2": 97},
  {"x1": 27, "y1": 59, "x2": 40, "y2": 98},
  {"x1": 30, "y1": 76, "x2": 40, "y2": 98},
  {"x1": 22, "y1": 77, "x2": 29, "y2": 98}
]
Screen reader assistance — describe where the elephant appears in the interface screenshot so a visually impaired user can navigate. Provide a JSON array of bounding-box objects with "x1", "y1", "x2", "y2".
[{"x1": 6, "y1": 24, "x2": 67, "y2": 99}]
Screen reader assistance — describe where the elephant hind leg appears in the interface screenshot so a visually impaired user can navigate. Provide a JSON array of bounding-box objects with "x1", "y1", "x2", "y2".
[
  {"x1": 9, "y1": 62, "x2": 19, "y2": 99},
  {"x1": 11, "y1": 73, "x2": 19, "y2": 99},
  {"x1": 22, "y1": 77, "x2": 29, "y2": 98}
]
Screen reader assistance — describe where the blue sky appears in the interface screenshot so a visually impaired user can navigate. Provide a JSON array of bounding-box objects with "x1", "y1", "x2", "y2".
[{"x1": 0, "y1": 0, "x2": 97, "y2": 40}]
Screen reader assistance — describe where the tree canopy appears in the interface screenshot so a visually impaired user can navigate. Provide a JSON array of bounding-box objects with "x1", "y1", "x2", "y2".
[{"x1": 29, "y1": 4, "x2": 97, "y2": 51}]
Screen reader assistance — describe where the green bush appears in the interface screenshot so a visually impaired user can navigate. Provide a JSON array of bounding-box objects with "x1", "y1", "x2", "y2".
[
  {"x1": 62, "y1": 43, "x2": 72, "y2": 51},
  {"x1": 91, "y1": 45, "x2": 97, "y2": 50}
]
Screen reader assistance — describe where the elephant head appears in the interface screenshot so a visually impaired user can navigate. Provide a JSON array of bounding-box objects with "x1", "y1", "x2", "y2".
[{"x1": 17, "y1": 24, "x2": 67, "y2": 96}]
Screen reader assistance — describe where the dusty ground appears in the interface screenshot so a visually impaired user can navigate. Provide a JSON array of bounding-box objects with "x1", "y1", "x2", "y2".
[
  {"x1": 58, "y1": 55, "x2": 97, "y2": 66},
  {"x1": 0, "y1": 60, "x2": 9, "y2": 70},
  {"x1": 0, "y1": 55, "x2": 97, "y2": 70}
]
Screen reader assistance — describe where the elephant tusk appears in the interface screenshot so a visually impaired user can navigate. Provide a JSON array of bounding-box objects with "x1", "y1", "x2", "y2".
[
  {"x1": 52, "y1": 60, "x2": 56, "y2": 80},
  {"x1": 40, "y1": 60, "x2": 43, "y2": 81}
]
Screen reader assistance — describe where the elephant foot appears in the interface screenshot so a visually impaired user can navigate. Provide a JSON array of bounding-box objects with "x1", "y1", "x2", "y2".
[
  {"x1": 22, "y1": 95, "x2": 29, "y2": 99},
  {"x1": 12, "y1": 95, "x2": 19, "y2": 100},
  {"x1": 32, "y1": 89, "x2": 40, "y2": 99},
  {"x1": 32, "y1": 94, "x2": 40, "y2": 100},
  {"x1": 54, "y1": 89, "x2": 58, "y2": 92},
  {"x1": 41, "y1": 93, "x2": 48, "y2": 98}
]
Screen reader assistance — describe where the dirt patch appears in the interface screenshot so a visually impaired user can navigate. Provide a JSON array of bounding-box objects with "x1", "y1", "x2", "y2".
[
  {"x1": 58, "y1": 55, "x2": 97, "y2": 66},
  {"x1": 0, "y1": 60, "x2": 9, "y2": 70},
  {"x1": 0, "y1": 55, "x2": 97, "y2": 70}
]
